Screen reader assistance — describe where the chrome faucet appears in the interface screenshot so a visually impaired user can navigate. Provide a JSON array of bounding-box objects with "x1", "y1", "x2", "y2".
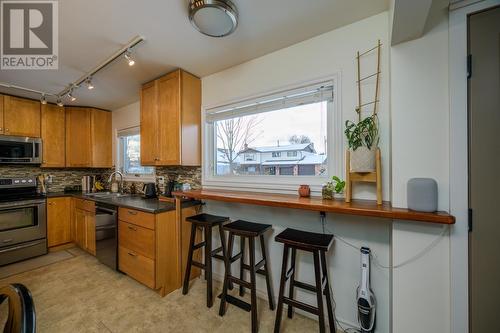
[{"x1": 108, "y1": 170, "x2": 124, "y2": 194}]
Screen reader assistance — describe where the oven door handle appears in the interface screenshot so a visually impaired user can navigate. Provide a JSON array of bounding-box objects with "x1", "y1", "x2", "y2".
[
  {"x1": 0, "y1": 200, "x2": 46, "y2": 209},
  {"x1": 0, "y1": 239, "x2": 45, "y2": 254}
]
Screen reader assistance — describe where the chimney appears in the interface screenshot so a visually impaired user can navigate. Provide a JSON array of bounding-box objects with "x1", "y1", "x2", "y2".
[
  {"x1": 277, "y1": 140, "x2": 280, "y2": 147},
  {"x1": 244, "y1": 143, "x2": 248, "y2": 149}
]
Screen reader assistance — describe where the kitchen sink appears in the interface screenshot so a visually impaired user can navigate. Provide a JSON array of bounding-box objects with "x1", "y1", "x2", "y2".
[{"x1": 83, "y1": 192, "x2": 129, "y2": 199}]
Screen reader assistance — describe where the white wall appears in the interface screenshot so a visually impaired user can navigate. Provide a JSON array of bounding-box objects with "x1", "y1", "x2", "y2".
[
  {"x1": 390, "y1": 3, "x2": 451, "y2": 333},
  {"x1": 111, "y1": 101, "x2": 140, "y2": 165},
  {"x1": 202, "y1": 12, "x2": 391, "y2": 332}
]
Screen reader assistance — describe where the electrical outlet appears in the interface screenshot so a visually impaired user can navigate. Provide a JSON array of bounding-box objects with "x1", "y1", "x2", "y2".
[
  {"x1": 47, "y1": 175, "x2": 54, "y2": 184},
  {"x1": 157, "y1": 176, "x2": 165, "y2": 185}
]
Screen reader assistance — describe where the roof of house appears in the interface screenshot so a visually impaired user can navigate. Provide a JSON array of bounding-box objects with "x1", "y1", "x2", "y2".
[
  {"x1": 297, "y1": 154, "x2": 327, "y2": 165},
  {"x1": 241, "y1": 143, "x2": 314, "y2": 154}
]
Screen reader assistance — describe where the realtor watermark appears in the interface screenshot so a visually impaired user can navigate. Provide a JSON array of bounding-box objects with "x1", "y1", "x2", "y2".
[{"x1": 1, "y1": 0, "x2": 58, "y2": 69}]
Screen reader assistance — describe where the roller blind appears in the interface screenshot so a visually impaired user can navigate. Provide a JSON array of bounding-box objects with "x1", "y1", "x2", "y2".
[
  {"x1": 117, "y1": 126, "x2": 140, "y2": 137},
  {"x1": 206, "y1": 81, "x2": 334, "y2": 123}
]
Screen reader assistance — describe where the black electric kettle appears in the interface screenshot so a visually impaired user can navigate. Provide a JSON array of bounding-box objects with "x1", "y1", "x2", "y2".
[{"x1": 142, "y1": 183, "x2": 157, "y2": 198}]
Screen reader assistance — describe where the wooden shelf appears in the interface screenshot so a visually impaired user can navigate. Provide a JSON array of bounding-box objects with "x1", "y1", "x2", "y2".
[{"x1": 172, "y1": 189, "x2": 455, "y2": 225}]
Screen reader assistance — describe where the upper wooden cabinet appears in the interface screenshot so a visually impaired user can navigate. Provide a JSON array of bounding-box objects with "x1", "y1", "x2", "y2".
[
  {"x1": 65, "y1": 107, "x2": 112, "y2": 168},
  {"x1": 41, "y1": 104, "x2": 66, "y2": 167},
  {"x1": 3, "y1": 96, "x2": 41, "y2": 137},
  {"x1": 141, "y1": 69, "x2": 201, "y2": 166},
  {"x1": 0, "y1": 95, "x2": 4, "y2": 135},
  {"x1": 90, "y1": 108, "x2": 112, "y2": 168}
]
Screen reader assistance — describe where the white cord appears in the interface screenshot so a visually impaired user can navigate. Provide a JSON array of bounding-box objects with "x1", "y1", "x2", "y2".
[{"x1": 326, "y1": 225, "x2": 449, "y2": 270}]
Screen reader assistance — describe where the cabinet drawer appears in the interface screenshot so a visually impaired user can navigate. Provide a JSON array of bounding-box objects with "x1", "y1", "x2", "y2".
[
  {"x1": 119, "y1": 221, "x2": 155, "y2": 259},
  {"x1": 74, "y1": 199, "x2": 95, "y2": 213},
  {"x1": 118, "y1": 208, "x2": 155, "y2": 230},
  {"x1": 119, "y1": 246, "x2": 155, "y2": 289}
]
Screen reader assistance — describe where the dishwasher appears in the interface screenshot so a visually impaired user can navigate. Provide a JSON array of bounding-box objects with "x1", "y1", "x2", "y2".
[{"x1": 95, "y1": 203, "x2": 118, "y2": 270}]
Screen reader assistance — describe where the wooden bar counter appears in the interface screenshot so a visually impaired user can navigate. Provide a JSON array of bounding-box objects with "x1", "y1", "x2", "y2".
[{"x1": 172, "y1": 189, "x2": 455, "y2": 225}]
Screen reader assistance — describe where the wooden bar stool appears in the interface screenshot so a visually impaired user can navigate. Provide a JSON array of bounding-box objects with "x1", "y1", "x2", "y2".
[
  {"x1": 182, "y1": 213, "x2": 231, "y2": 308},
  {"x1": 219, "y1": 220, "x2": 275, "y2": 333},
  {"x1": 274, "y1": 228, "x2": 336, "y2": 333}
]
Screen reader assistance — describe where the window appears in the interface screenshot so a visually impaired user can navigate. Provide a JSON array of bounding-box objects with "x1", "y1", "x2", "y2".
[
  {"x1": 204, "y1": 77, "x2": 342, "y2": 192},
  {"x1": 117, "y1": 127, "x2": 155, "y2": 180}
]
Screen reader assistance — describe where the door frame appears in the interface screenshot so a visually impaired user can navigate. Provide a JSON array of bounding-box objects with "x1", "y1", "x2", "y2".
[{"x1": 449, "y1": 1, "x2": 500, "y2": 332}]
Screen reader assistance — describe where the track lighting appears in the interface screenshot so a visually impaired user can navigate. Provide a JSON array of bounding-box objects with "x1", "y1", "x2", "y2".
[
  {"x1": 85, "y1": 77, "x2": 94, "y2": 90},
  {"x1": 67, "y1": 90, "x2": 76, "y2": 102},
  {"x1": 40, "y1": 94, "x2": 47, "y2": 105},
  {"x1": 124, "y1": 49, "x2": 135, "y2": 66},
  {"x1": 56, "y1": 98, "x2": 64, "y2": 107}
]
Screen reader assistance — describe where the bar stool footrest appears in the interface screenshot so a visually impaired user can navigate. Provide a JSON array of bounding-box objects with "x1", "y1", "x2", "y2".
[
  {"x1": 228, "y1": 275, "x2": 252, "y2": 289},
  {"x1": 193, "y1": 241, "x2": 206, "y2": 250},
  {"x1": 191, "y1": 261, "x2": 206, "y2": 270},
  {"x1": 211, "y1": 246, "x2": 223, "y2": 257},
  {"x1": 213, "y1": 254, "x2": 225, "y2": 261},
  {"x1": 230, "y1": 253, "x2": 242, "y2": 263},
  {"x1": 241, "y1": 259, "x2": 266, "y2": 272},
  {"x1": 293, "y1": 280, "x2": 317, "y2": 293},
  {"x1": 282, "y1": 297, "x2": 319, "y2": 315},
  {"x1": 224, "y1": 294, "x2": 252, "y2": 312}
]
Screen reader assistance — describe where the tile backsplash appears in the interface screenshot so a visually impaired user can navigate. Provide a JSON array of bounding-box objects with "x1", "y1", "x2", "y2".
[{"x1": 0, "y1": 165, "x2": 201, "y2": 194}]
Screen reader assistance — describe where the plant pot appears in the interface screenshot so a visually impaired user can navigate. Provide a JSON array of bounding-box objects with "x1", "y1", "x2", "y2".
[
  {"x1": 322, "y1": 185, "x2": 334, "y2": 200},
  {"x1": 298, "y1": 185, "x2": 311, "y2": 198},
  {"x1": 350, "y1": 146, "x2": 376, "y2": 172}
]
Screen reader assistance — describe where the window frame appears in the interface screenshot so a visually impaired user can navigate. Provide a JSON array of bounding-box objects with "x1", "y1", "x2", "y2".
[
  {"x1": 116, "y1": 126, "x2": 156, "y2": 182},
  {"x1": 202, "y1": 74, "x2": 343, "y2": 194}
]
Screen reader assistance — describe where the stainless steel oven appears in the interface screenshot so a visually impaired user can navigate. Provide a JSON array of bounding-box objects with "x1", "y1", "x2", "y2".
[
  {"x1": 0, "y1": 177, "x2": 47, "y2": 266},
  {"x1": 0, "y1": 136, "x2": 42, "y2": 164}
]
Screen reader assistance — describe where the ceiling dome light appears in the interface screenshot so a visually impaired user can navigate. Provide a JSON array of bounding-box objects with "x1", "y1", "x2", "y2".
[
  {"x1": 124, "y1": 49, "x2": 135, "y2": 66},
  {"x1": 189, "y1": 0, "x2": 238, "y2": 37},
  {"x1": 85, "y1": 77, "x2": 94, "y2": 90},
  {"x1": 40, "y1": 94, "x2": 47, "y2": 105}
]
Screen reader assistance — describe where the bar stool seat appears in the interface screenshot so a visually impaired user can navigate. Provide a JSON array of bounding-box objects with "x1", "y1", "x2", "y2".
[
  {"x1": 224, "y1": 220, "x2": 272, "y2": 236},
  {"x1": 274, "y1": 228, "x2": 336, "y2": 333},
  {"x1": 275, "y1": 228, "x2": 333, "y2": 251},
  {"x1": 183, "y1": 213, "x2": 231, "y2": 308},
  {"x1": 186, "y1": 213, "x2": 229, "y2": 225}
]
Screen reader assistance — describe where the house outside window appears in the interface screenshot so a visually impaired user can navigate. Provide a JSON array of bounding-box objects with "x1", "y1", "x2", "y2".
[
  {"x1": 117, "y1": 127, "x2": 155, "y2": 181},
  {"x1": 203, "y1": 77, "x2": 343, "y2": 192}
]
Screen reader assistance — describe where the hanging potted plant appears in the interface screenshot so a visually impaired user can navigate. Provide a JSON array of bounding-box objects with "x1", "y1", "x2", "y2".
[{"x1": 345, "y1": 114, "x2": 379, "y2": 172}]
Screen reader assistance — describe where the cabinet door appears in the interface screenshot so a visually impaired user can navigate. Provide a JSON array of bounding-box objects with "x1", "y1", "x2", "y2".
[
  {"x1": 75, "y1": 208, "x2": 87, "y2": 249},
  {"x1": 140, "y1": 80, "x2": 158, "y2": 165},
  {"x1": 90, "y1": 109, "x2": 112, "y2": 167},
  {"x1": 65, "y1": 107, "x2": 91, "y2": 167},
  {"x1": 47, "y1": 197, "x2": 72, "y2": 247},
  {"x1": 41, "y1": 104, "x2": 65, "y2": 167},
  {"x1": 85, "y1": 211, "x2": 96, "y2": 255},
  {"x1": 3, "y1": 96, "x2": 41, "y2": 137},
  {"x1": 157, "y1": 71, "x2": 181, "y2": 165},
  {"x1": 0, "y1": 95, "x2": 4, "y2": 135}
]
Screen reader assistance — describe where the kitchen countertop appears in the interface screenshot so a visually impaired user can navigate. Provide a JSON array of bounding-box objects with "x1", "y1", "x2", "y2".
[{"x1": 46, "y1": 192, "x2": 199, "y2": 213}]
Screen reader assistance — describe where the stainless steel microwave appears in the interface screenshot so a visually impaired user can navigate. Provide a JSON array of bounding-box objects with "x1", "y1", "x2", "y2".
[{"x1": 0, "y1": 136, "x2": 42, "y2": 164}]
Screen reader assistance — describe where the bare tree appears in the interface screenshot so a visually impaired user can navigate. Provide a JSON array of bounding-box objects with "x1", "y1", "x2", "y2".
[
  {"x1": 288, "y1": 134, "x2": 312, "y2": 144},
  {"x1": 217, "y1": 116, "x2": 262, "y2": 174}
]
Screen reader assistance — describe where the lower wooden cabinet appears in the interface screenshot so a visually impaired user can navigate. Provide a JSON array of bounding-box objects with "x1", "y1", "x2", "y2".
[
  {"x1": 73, "y1": 199, "x2": 96, "y2": 255},
  {"x1": 47, "y1": 197, "x2": 72, "y2": 247}
]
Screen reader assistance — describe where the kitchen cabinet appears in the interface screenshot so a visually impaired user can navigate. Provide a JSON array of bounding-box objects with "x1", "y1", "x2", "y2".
[
  {"x1": 90, "y1": 108, "x2": 112, "y2": 168},
  {"x1": 65, "y1": 107, "x2": 112, "y2": 168},
  {"x1": 0, "y1": 95, "x2": 4, "y2": 135},
  {"x1": 47, "y1": 197, "x2": 72, "y2": 247},
  {"x1": 3, "y1": 96, "x2": 40, "y2": 137},
  {"x1": 118, "y1": 207, "x2": 178, "y2": 296},
  {"x1": 73, "y1": 199, "x2": 96, "y2": 255},
  {"x1": 41, "y1": 104, "x2": 66, "y2": 167},
  {"x1": 140, "y1": 69, "x2": 201, "y2": 166}
]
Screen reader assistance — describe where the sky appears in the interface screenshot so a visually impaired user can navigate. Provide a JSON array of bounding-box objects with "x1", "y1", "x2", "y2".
[{"x1": 216, "y1": 101, "x2": 328, "y2": 155}]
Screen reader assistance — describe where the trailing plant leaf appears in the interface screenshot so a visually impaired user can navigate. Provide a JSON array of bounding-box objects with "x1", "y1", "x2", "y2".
[{"x1": 345, "y1": 114, "x2": 379, "y2": 151}]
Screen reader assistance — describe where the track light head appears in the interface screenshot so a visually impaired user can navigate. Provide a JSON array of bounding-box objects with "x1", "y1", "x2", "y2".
[
  {"x1": 124, "y1": 49, "x2": 135, "y2": 66},
  {"x1": 67, "y1": 90, "x2": 76, "y2": 102},
  {"x1": 56, "y1": 98, "x2": 64, "y2": 107},
  {"x1": 85, "y1": 77, "x2": 94, "y2": 90},
  {"x1": 40, "y1": 94, "x2": 47, "y2": 105}
]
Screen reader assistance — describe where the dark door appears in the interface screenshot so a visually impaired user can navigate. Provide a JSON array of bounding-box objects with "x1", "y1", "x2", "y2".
[{"x1": 468, "y1": 6, "x2": 500, "y2": 333}]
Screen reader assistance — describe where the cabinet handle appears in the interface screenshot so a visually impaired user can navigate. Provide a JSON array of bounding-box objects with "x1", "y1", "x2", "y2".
[
  {"x1": 128, "y1": 225, "x2": 137, "y2": 231},
  {"x1": 0, "y1": 127, "x2": 2, "y2": 131},
  {"x1": 128, "y1": 210, "x2": 138, "y2": 215},
  {"x1": 128, "y1": 252, "x2": 137, "y2": 257},
  {"x1": 5, "y1": 128, "x2": 9, "y2": 132},
  {"x1": 48, "y1": 202, "x2": 53, "y2": 205}
]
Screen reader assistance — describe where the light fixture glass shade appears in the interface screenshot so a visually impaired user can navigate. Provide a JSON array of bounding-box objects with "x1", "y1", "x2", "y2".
[{"x1": 189, "y1": 0, "x2": 238, "y2": 37}]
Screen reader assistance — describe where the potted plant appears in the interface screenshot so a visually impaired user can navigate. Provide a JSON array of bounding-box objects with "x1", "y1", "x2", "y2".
[
  {"x1": 345, "y1": 114, "x2": 379, "y2": 172},
  {"x1": 322, "y1": 176, "x2": 346, "y2": 200}
]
